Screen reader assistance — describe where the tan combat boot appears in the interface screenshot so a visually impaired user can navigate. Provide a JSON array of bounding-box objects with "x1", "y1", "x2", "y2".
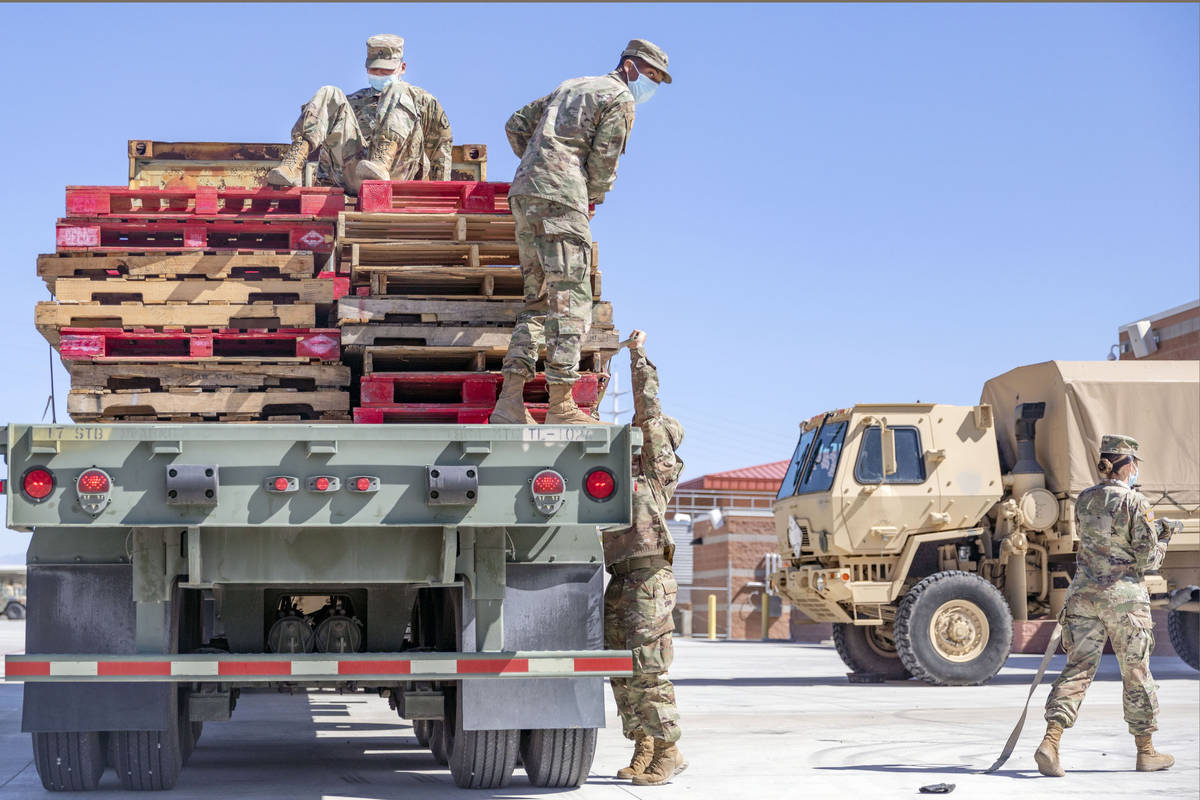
[
  {"x1": 630, "y1": 739, "x2": 687, "y2": 786},
  {"x1": 616, "y1": 735, "x2": 654, "y2": 780},
  {"x1": 489, "y1": 374, "x2": 535, "y2": 424},
  {"x1": 267, "y1": 139, "x2": 311, "y2": 188},
  {"x1": 1134, "y1": 734, "x2": 1174, "y2": 772},
  {"x1": 545, "y1": 383, "x2": 598, "y2": 425},
  {"x1": 1034, "y1": 722, "x2": 1065, "y2": 777},
  {"x1": 355, "y1": 135, "x2": 400, "y2": 183}
]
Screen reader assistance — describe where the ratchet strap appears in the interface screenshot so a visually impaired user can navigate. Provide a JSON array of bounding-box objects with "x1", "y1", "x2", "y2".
[{"x1": 981, "y1": 622, "x2": 1062, "y2": 774}]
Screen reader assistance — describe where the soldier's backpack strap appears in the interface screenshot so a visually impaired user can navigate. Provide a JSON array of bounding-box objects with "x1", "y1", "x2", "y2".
[{"x1": 981, "y1": 622, "x2": 1063, "y2": 774}]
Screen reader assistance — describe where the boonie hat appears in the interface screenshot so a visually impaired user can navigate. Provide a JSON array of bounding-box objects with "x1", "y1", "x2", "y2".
[
  {"x1": 1099, "y1": 433, "x2": 1142, "y2": 461},
  {"x1": 366, "y1": 34, "x2": 405, "y2": 70},
  {"x1": 621, "y1": 38, "x2": 672, "y2": 83}
]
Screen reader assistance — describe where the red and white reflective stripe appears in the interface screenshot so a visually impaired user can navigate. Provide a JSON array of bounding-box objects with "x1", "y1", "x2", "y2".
[{"x1": 3, "y1": 652, "x2": 633, "y2": 682}]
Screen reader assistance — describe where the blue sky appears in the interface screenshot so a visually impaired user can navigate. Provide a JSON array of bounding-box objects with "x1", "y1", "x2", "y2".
[{"x1": 0, "y1": 3, "x2": 1196, "y2": 551}]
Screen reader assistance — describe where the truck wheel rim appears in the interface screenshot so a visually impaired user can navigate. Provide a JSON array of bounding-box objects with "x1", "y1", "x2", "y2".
[
  {"x1": 928, "y1": 600, "x2": 989, "y2": 662},
  {"x1": 865, "y1": 624, "x2": 899, "y2": 658}
]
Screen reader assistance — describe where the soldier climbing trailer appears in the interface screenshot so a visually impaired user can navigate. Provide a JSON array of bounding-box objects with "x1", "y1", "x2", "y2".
[
  {"x1": 2, "y1": 421, "x2": 640, "y2": 790},
  {"x1": 770, "y1": 360, "x2": 1200, "y2": 685}
]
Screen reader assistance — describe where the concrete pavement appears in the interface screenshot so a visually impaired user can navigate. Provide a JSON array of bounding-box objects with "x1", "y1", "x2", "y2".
[{"x1": 0, "y1": 619, "x2": 1195, "y2": 798}]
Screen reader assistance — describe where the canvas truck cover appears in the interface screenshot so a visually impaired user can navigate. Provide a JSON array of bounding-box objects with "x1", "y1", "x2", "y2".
[{"x1": 980, "y1": 360, "x2": 1200, "y2": 509}]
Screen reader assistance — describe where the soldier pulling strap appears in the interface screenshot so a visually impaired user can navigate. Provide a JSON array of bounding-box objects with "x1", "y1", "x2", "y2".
[{"x1": 981, "y1": 623, "x2": 1063, "y2": 774}]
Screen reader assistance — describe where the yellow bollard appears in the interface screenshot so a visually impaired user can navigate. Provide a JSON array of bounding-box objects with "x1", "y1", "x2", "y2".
[
  {"x1": 707, "y1": 594, "x2": 717, "y2": 640},
  {"x1": 761, "y1": 591, "x2": 770, "y2": 641}
]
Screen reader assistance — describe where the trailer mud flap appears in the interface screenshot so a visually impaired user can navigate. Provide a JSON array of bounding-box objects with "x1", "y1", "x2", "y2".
[
  {"x1": 461, "y1": 563, "x2": 605, "y2": 730},
  {"x1": 21, "y1": 564, "x2": 171, "y2": 733}
]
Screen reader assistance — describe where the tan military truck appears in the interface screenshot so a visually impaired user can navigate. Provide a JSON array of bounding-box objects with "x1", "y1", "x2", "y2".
[{"x1": 770, "y1": 360, "x2": 1200, "y2": 685}]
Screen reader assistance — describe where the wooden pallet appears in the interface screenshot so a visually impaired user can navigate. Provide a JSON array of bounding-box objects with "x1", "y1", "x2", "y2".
[
  {"x1": 360, "y1": 266, "x2": 602, "y2": 300},
  {"x1": 67, "y1": 387, "x2": 350, "y2": 418},
  {"x1": 339, "y1": 323, "x2": 620, "y2": 351},
  {"x1": 336, "y1": 297, "x2": 614, "y2": 327},
  {"x1": 67, "y1": 185, "x2": 344, "y2": 218},
  {"x1": 67, "y1": 362, "x2": 350, "y2": 392},
  {"x1": 359, "y1": 372, "x2": 602, "y2": 405},
  {"x1": 56, "y1": 217, "x2": 334, "y2": 253},
  {"x1": 51, "y1": 277, "x2": 335, "y2": 306},
  {"x1": 352, "y1": 403, "x2": 593, "y2": 425},
  {"x1": 71, "y1": 411, "x2": 353, "y2": 424},
  {"x1": 37, "y1": 302, "x2": 317, "y2": 346},
  {"x1": 360, "y1": 345, "x2": 612, "y2": 375},
  {"x1": 338, "y1": 212, "x2": 516, "y2": 242},
  {"x1": 59, "y1": 327, "x2": 340, "y2": 362},
  {"x1": 37, "y1": 252, "x2": 317, "y2": 290},
  {"x1": 347, "y1": 240, "x2": 520, "y2": 270}
]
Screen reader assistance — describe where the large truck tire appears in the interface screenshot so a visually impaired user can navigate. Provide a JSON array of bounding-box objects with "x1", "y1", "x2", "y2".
[
  {"x1": 413, "y1": 718, "x2": 432, "y2": 748},
  {"x1": 895, "y1": 570, "x2": 1013, "y2": 686},
  {"x1": 832, "y1": 622, "x2": 911, "y2": 680},
  {"x1": 5, "y1": 601, "x2": 26, "y2": 620},
  {"x1": 448, "y1": 725, "x2": 519, "y2": 789},
  {"x1": 1167, "y1": 609, "x2": 1199, "y2": 671},
  {"x1": 110, "y1": 687, "x2": 183, "y2": 790},
  {"x1": 32, "y1": 731, "x2": 106, "y2": 791},
  {"x1": 520, "y1": 728, "x2": 596, "y2": 788},
  {"x1": 429, "y1": 720, "x2": 450, "y2": 766}
]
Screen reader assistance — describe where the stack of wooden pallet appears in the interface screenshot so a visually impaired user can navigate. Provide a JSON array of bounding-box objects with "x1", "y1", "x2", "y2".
[
  {"x1": 36, "y1": 185, "x2": 352, "y2": 422},
  {"x1": 336, "y1": 180, "x2": 620, "y2": 423}
]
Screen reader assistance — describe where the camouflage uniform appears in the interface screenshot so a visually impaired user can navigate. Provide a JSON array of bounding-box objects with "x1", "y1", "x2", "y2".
[
  {"x1": 1043, "y1": 472, "x2": 1167, "y2": 735},
  {"x1": 291, "y1": 80, "x2": 452, "y2": 188},
  {"x1": 501, "y1": 73, "x2": 635, "y2": 384},
  {"x1": 602, "y1": 346, "x2": 685, "y2": 743}
]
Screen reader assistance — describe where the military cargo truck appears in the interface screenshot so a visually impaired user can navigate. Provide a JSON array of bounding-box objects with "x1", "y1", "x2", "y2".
[
  {"x1": 2, "y1": 421, "x2": 640, "y2": 790},
  {"x1": 770, "y1": 360, "x2": 1200, "y2": 685}
]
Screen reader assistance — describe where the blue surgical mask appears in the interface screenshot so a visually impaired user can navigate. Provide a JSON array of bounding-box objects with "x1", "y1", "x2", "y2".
[
  {"x1": 368, "y1": 73, "x2": 397, "y2": 91},
  {"x1": 1127, "y1": 468, "x2": 1139, "y2": 487},
  {"x1": 628, "y1": 72, "x2": 657, "y2": 105}
]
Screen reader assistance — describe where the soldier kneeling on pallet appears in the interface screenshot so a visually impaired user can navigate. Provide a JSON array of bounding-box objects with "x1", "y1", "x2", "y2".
[
  {"x1": 602, "y1": 330, "x2": 688, "y2": 786},
  {"x1": 268, "y1": 34, "x2": 453, "y2": 193}
]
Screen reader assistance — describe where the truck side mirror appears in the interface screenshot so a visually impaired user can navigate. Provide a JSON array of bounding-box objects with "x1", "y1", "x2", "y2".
[{"x1": 882, "y1": 424, "x2": 897, "y2": 478}]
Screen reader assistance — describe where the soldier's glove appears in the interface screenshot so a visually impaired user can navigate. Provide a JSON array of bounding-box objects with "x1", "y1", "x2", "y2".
[{"x1": 1156, "y1": 518, "x2": 1183, "y2": 543}]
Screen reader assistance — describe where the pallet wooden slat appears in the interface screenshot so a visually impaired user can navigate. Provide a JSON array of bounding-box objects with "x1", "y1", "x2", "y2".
[
  {"x1": 37, "y1": 302, "x2": 317, "y2": 346},
  {"x1": 339, "y1": 212, "x2": 516, "y2": 242},
  {"x1": 37, "y1": 252, "x2": 317, "y2": 290},
  {"x1": 360, "y1": 345, "x2": 613, "y2": 376},
  {"x1": 52, "y1": 277, "x2": 335, "y2": 305},
  {"x1": 339, "y1": 324, "x2": 620, "y2": 350},
  {"x1": 336, "y1": 297, "x2": 613, "y2": 327},
  {"x1": 67, "y1": 362, "x2": 350, "y2": 391},
  {"x1": 67, "y1": 388, "x2": 350, "y2": 416}
]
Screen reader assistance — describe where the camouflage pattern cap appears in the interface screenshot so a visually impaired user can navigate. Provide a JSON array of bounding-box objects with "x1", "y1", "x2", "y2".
[
  {"x1": 621, "y1": 38, "x2": 672, "y2": 84},
  {"x1": 1099, "y1": 433, "x2": 1142, "y2": 460},
  {"x1": 366, "y1": 34, "x2": 405, "y2": 70}
]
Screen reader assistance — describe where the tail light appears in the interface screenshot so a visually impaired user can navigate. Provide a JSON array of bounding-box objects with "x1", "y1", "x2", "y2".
[
  {"x1": 22, "y1": 468, "x2": 55, "y2": 502},
  {"x1": 530, "y1": 469, "x2": 566, "y2": 516},
  {"x1": 265, "y1": 476, "x2": 299, "y2": 493},
  {"x1": 76, "y1": 468, "x2": 113, "y2": 515},
  {"x1": 307, "y1": 476, "x2": 341, "y2": 492},
  {"x1": 584, "y1": 468, "x2": 617, "y2": 502},
  {"x1": 348, "y1": 476, "x2": 379, "y2": 493}
]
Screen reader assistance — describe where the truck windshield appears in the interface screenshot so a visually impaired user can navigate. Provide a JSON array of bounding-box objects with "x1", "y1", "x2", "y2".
[{"x1": 776, "y1": 426, "x2": 818, "y2": 500}]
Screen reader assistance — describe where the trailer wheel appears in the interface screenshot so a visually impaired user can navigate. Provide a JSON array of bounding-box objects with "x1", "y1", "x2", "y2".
[
  {"x1": 110, "y1": 688, "x2": 183, "y2": 790},
  {"x1": 178, "y1": 692, "x2": 200, "y2": 765},
  {"x1": 5, "y1": 602, "x2": 25, "y2": 620},
  {"x1": 32, "y1": 731, "x2": 106, "y2": 791},
  {"x1": 895, "y1": 570, "x2": 1013, "y2": 686},
  {"x1": 520, "y1": 728, "x2": 596, "y2": 787},
  {"x1": 832, "y1": 622, "x2": 910, "y2": 680},
  {"x1": 448, "y1": 724, "x2": 518, "y2": 789},
  {"x1": 1167, "y1": 609, "x2": 1199, "y2": 671},
  {"x1": 413, "y1": 718, "x2": 432, "y2": 748},
  {"x1": 429, "y1": 721, "x2": 450, "y2": 765}
]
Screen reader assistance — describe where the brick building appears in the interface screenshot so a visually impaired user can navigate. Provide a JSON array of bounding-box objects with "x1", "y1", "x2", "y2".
[{"x1": 1114, "y1": 299, "x2": 1200, "y2": 361}]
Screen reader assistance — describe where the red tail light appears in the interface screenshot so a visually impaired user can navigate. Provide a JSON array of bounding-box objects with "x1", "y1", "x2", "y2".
[
  {"x1": 315, "y1": 477, "x2": 330, "y2": 491},
  {"x1": 584, "y1": 468, "x2": 616, "y2": 501},
  {"x1": 348, "y1": 476, "x2": 379, "y2": 493},
  {"x1": 532, "y1": 471, "x2": 565, "y2": 495},
  {"x1": 77, "y1": 469, "x2": 110, "y2": 493},
  {"x1": 307, "y1": 476, "x2": 340, "y2": 492},
  {"x1": 265, "y1": 476, "x2": 298, "y2": 493},
  {"x1": 22, "y1": 468, "x2": 55, "y2": 502}
]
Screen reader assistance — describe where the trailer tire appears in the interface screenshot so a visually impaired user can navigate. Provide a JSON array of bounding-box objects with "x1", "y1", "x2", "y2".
[
  {"x1": 413, "y1": 718, "x2": 432, "y2": 748},
  {"x1": 1167, "y1": 609, "x2": 1199, "y2": 671},
  {"x1": 110, "y1": 688, "x2": 183, "y2": 790},
  {"x1": 32, "y1": 731, "x2": 106, "y2": 791},
  {"x1": 448, "y1": 726, "x2": 519, "y2": 789},
  {"x1": 429, "y1": 721, "x2": 450, "y2": 766},
  {"x1": 5, "y1": 602, "x2": 25, "y2": 620},
  {"x1": 895, "y1": 570, "x2": 1013, "y2": 686},
  {"x1": 520, "y1": 728, "x2": 596, "y2": 787},
  {"x1": 831, "y1": 622, "x2": 910, "y2": 680}
]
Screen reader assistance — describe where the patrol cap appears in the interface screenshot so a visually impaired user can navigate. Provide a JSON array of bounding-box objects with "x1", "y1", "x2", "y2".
[
  {"x1": 366, "y1": 34, "x2": 405, "y2": 70},
  {"x1": 621, "y1": 38, "x2": 672, "y2": 84},
  {"x1": 1100, "y1": 433, "x2": 1142, "y2": 461}
]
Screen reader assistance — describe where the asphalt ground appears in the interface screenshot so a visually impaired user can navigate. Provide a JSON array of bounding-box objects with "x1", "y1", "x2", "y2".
[{"x1": 0, "y1": 619, "x2": 1196, "y2": 799}]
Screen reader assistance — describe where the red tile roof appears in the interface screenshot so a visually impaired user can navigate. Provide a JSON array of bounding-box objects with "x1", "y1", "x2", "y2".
[{"x1": 678, "y1": 460, "x2": 789, "y2": 492}]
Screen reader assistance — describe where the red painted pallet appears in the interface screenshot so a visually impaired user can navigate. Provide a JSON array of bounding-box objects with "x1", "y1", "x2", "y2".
[
  {"x1": 316, "y1": 271, "x2": 351, "y2": 300},
  {"x1": 359, "y1": 372, "x2": 602, "y2": 406},
  {"x1": 58, "y1": 327, "x2": 341, "y2": 361},
  {"x1": 353, "y1": 403, "x2": 596, "y2": 425},
  {"x1": 66, "y1": 186, "x2": 345, "y2": 218},
  {"x1": 56, "y1": 218, "x2": 334, "y2": 253},
  {"x1": 357, "y1": 181, "x2": 512, "y2": 214}
]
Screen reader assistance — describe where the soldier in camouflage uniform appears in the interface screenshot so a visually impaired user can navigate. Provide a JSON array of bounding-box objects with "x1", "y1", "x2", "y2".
[
  {"x1": 490, "y1": 40, "x2": 671, "y2": 425},
  {"x1": 267, "y1": 35, "x2": 453, "y2": 193},
  {"x1": 601, "y1": 331, "x2": 688, "y2": 786},
  {"x1": 1036, "y1": 434, "x2": 1175, "y2": 777}
]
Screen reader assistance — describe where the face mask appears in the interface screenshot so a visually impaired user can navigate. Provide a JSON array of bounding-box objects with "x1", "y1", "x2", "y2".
[
  {"x1": 1127, "y1": 468, "x2": 1139, "y2": 487},
  {"x1": 628, "y1": 71, "x2": 657, "y2": 104},
  {"x1": 368, "y1": 73, "x2": 397, "y2": 91}
]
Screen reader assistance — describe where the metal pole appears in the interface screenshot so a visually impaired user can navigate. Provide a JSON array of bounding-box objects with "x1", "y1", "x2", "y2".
[
  {"x1": 761, "y1": 590, "x2": 769, "y2": 641},
  {"x1": 707, "y1": 594, "x2": 716, "y2": 640}
]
